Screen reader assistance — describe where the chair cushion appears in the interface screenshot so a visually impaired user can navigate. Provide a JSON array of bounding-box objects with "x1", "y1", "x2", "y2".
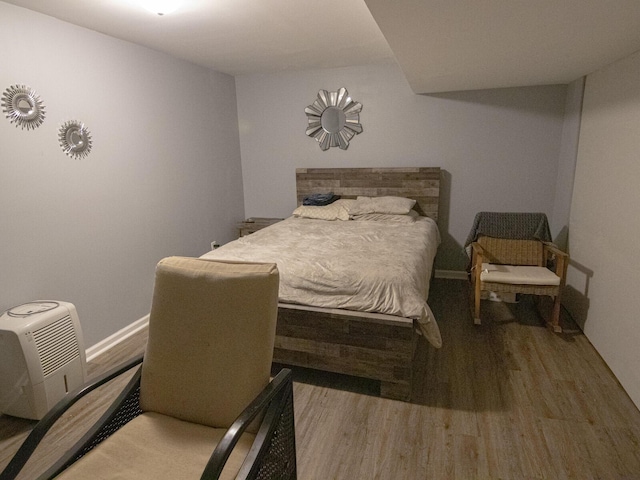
[
  {"x1": 480, "y1": 263, "x2": 561, "y2": 286},
  {"x1": 140, "y1": 257, "x2": 279, "y2": 429},
  {"x1": 55, "y1": 412, "x2": 255, "y2": 480}
]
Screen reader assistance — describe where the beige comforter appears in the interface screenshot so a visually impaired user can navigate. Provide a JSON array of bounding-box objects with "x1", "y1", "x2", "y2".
[{"x1": 200, "y1": 216, "x2": 442, "y2": 347}]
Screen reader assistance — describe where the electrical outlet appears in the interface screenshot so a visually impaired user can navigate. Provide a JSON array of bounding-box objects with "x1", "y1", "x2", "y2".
[{"x1": 211, "y1": 241, "x2": 220, "y2": 250}]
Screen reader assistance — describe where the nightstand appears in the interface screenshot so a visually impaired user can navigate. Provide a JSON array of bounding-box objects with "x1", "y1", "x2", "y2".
[{"x1": 236, "y1": 217, "x2": 283, "y2": 237}]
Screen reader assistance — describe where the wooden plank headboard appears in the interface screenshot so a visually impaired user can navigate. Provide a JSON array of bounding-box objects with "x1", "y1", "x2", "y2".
[{"x1": 296, "y1": 167, "x2": 441, "y2": 221}]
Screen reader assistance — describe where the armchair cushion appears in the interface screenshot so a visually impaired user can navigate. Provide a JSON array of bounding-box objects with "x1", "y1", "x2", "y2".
[
  {"x1": 480, "y1": 263, "x2": 561, "y2": 286},
  {"x1": 140, "y1": 257, "x2": 279, "y2": 430},
  {"x1": 54, "y1": 412, "x2": 255, "y2": 480}
]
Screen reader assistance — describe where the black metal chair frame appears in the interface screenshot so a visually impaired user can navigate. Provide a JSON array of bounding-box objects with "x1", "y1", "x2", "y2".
[{"x1": 1, "y1": 355, "x2": 297, "y2": 480}]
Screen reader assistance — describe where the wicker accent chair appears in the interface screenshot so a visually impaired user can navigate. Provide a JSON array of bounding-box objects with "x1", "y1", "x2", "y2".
[
  {"x1": 470, "y1": 236, "x2": 569, "y2": 332},
  {"x1": 1, "y1": 257, "x2": 297, "y2": 480}
]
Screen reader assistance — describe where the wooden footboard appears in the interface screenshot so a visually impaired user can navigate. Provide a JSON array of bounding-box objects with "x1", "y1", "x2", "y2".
[{"x1": 273, "y1": 304, "x2": 419, "y2": 401}]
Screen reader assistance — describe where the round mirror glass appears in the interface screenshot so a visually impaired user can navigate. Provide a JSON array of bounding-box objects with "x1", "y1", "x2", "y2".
[
  {"x1": 67, "y1": 129, "x2": 85, "y2": 150},
  {"x1": 17, "y1": 97, "x2": 34, "y2": 115},
  {"x1": 320, "y1": 106, "x2": 346, "y2": 134}
]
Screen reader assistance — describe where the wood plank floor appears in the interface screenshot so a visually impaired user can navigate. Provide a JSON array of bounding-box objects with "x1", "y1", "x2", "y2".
[{"x1": 2, "y1": 278, "x2": 640, "y2": 479}]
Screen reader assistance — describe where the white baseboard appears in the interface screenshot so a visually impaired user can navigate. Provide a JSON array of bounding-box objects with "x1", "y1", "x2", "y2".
[
  {"x1": 85, "y1": 314, "x2": 150, "y2": 362},
  {"x1": 435, "y1": 269, "x2": 468, "y2": 280}
]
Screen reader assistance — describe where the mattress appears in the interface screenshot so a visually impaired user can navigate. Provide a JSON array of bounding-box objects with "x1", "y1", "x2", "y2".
[{"x1": 200, "y1": 215, "x2": 442, "y2": 347}]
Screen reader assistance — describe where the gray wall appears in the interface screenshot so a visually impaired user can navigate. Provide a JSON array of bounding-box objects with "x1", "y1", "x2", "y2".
[
  {"x1": 567, "y1": 49, "x2": 640, "y2": 409},
  {"x1": 551, "y1": 77, "x2": 585, "y2": 251},
  {"x1": 0, "y1": 3, "x2": 244, "y2": 347},
  {"x1": 236, "y1": 64, "x2": 568, "y2": 271}
]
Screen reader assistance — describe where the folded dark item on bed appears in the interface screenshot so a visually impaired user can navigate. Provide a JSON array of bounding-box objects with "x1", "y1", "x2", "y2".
[{"x1": 302, "y1": 192, "x2": 339, "y2": 206}]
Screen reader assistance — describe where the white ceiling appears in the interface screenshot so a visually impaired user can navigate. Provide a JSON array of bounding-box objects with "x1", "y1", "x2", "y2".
[
  {"x1": 365, "y1": 0, "x2": 640, "y2": 93},
  {"x1": 5, "y1": 0, "x2": 640, "y2": 93}
]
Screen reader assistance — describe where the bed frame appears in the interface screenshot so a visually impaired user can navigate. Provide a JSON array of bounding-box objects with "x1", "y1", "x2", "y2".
[{"x1": 273, "y1": 167, "x2": 441, "y2": 401}]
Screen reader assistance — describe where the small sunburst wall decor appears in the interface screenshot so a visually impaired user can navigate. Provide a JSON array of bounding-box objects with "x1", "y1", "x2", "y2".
[
  {"x1": 305, "y1": 87, "x2": 362, "y2": 151},
  {"x1": 59, "y1": 120, "x2": 93, "y2": 159},
  {"x1": 1, "y1": 84, "x2": 46, "y2": 130}
]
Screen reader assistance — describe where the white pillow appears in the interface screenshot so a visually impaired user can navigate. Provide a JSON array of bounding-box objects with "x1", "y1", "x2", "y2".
[
  {"x1": 292, "y1": 203, "x2": 350, "y2": 221},
  {"x1": 349, "y1": 196, "x2": 417, "y2": 215},
  {"x1": 332, "y1": 198, "x2": 358, "y2": 210},
  {"x1": 351, "y1": 211, "x2": 419, "y2": 223}
]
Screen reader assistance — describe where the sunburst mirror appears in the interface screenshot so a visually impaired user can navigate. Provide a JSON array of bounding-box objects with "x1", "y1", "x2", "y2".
[
  {"x1": 1, "y1": 84, "x2": 46, "y2": 130},
  {"x1": 305, "y1": 88, "x2": 362, "y2": 151},
  {"x1": 59, "y1": 120, "x2": 93, "y2": 159}
]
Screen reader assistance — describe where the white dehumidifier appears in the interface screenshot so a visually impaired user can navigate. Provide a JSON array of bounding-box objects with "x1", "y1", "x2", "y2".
[{"x1": 0, "y1": 301, "x2": 86, "y2": 420}]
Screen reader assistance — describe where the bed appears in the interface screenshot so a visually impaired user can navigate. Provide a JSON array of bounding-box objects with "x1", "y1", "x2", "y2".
[{"x1": 201, "y1": 167, "x2": 441, "y2": 401}]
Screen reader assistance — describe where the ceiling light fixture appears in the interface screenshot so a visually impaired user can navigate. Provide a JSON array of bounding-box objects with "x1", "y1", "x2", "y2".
[{"x1": 140, "y1": 0, "x2": 181, "y2": 15}]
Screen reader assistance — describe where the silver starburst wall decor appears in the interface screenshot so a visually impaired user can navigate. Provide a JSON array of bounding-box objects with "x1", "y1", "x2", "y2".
[
  {"x1": 305, "y1": 87, "x2": 362, "y2": 151},
  {"x1": 59, "y1": 120, "x2": 93, "y2": 159},
  {"x1": 1, "y1": 84, "x2": 46, "y2": 130}
]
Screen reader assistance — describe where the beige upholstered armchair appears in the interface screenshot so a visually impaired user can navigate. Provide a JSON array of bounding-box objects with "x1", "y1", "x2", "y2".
[
  {"x1": 1, "y1": 257, "x2": 297, "y2": 480},
  {"x1": 470, "y1": 236, "x2": 569, "y2": 332}
]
